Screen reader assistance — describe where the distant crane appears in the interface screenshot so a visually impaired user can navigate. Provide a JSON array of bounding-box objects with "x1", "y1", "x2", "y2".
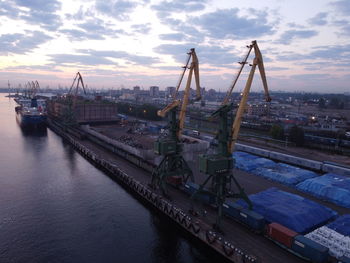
[
  {"x1": 67, "y1": 72, "x2": 87, "y2": 108},
  {"x1": 63, "y1": 72, "x2": 87, "y2": 126},
  {"x1": 151, "y1": 48, "x2": 201, "y2": 196},
  {"x1": 192, "y1": 40, "x2": 271, "y2": 230}
]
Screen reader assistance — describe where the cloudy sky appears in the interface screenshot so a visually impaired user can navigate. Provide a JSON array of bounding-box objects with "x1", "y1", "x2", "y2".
[{"x1": 0, "y1": 0, "x2": 349, "y2": 93}]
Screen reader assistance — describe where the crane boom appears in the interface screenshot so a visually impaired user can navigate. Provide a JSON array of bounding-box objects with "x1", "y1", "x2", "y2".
[
  {"x1": 178, "y1": 49, "x2": 200, "y2": 137},
  {"x1": 68, "y1": 72, "x2": 87, "y2": 107},
  {"x1": 157, "y1": 48, "x2": 201, "y2": 137},
  {"x1": 228, "y1": 40, "x2": 271, "y2": 153},
  {"x1": 222, "y1": 44, "x2": 254, "y2": 105}
]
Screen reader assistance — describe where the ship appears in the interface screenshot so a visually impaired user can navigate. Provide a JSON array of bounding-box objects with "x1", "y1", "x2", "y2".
[{"x1": 15, "y1": 98, "x2": 47, "y2": 128}]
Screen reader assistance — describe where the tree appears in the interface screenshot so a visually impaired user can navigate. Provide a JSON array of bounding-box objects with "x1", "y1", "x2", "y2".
[
  {"x1": 288, "y1": 125, "x2": 304, "y2": 147},
  {"x1": 270, "y1": 124, "x2": 285, "y2": 140}
]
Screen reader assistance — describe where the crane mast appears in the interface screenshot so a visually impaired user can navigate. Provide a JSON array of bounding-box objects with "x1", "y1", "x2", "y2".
[{"x1": 151, "y1": 48, "x2": 201, "y2": 196}]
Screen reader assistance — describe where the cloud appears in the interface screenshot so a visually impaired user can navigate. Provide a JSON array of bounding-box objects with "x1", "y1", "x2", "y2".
[
  {"x1": 192, "y1": 8, "x2": 276, "y2": 39},
  {"x1": 159, "y1": 33, "x2": 186, "y2": 41},
  {"x1": 268, "y1": 67, "x2": 289, "y2": 71},
  {"x1": 48, "y1": 54, "x2": 117, "y2": 66},
  {"x1": 0, "y1": 1, "x2": 20, "y2": 19},
  {"x1": 59, "y1": 29, "x2": 105, "y2": 41},
  {"x1": 333, "y1": 19, "x2": 350, "y2": 36},
  {"x1": 154, "y1": 44, "x2": 239, "y2": 67},
  {"x1": 77, "y1": 49, "x2": 160, "y2": 65},
  {"x1": 13, "y1": 0, "x2": 62, "y2": 31},
  {"x1": 131, "y1": 23, "x2": 152, "y2": 34},
  {"x1": 151, "y1": 0, "x2": 206, "y2": 13},
  {"x1": 331, "y1": 0, "x2": 350, "y2": 16},
  {"x1": 291, "y1": 73, "x2": 331, "y2": 80},
  {"x1": 60, "y1": 18, "x2": 125, "y2": 41},
  {"x1": 95, "y1": 0, "x2": 138, "y2": 20},
  {"x1": 4, "y1": 64, "x2": 62, "y2": 72},
  {"x1": 308, "y1": 12, "x2": 328, "y2": 26},
  {"x1": 277, "y1": 30, "x2": 318, "y2": 44},
  {"x1": 0, "y1": 31, "x2": 52, "y2": 55}
]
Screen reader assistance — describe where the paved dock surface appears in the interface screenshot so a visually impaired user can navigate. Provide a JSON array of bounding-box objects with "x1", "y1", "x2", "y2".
[{"x1": 76, "y1": 138, "x2": 347, "y2": 263}]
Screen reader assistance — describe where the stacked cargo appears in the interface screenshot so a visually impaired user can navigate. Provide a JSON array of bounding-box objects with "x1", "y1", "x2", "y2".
[
  {"x1": 233, "y1": 151, "x2": 275, "y2": 172},
  {"x1": 305, "y1": 226, "x2": 350, "y2": 259},
  {"x1": 237, "y1": 188, "x2": 337, "y2": 233},
  {"x1": 254, "y1": 163, "x2": 318, "y2": 186},
  {"x1": 328, "y1": 215, "x2": 350, "y2": 236},
  {"x1": 296, "y1": 173, "x2": 350, "y2": 208}
]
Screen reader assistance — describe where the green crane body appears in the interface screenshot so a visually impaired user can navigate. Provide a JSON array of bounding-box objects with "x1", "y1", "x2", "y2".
[{"x1": 151, "y1": 107, "x2": 193, "y2": 196}]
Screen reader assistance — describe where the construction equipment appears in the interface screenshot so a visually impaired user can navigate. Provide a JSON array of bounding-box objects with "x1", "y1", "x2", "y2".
[
  {"x1": 67, "y1": 72, "x2": 87, "y2": 108},
  {"x1": 63, "y1": 72, "x2": 87, "y2": 126},
  {"x1": 191, "y1": 40, "x2": 271, "y2": 230},
  {"x1": 151, "y1": 48, "x2": 201, "y2": 196}
]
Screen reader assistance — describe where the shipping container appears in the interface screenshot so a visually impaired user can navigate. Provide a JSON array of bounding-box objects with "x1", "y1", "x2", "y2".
[
  {"x1": 292, "y1": 235, "x2": 329, "y2": 263},
  {"x1": 322, "y1": 163, "x2": 350, "y2": 177},
  {"x1": 166, "y1": 176, "x2": 183, "y2": 186},
  {"x1": 223, "y1": 201, "x2": 243, "y2": 219},
  {"x1": 267, "y1": 223, "x2": 298, "y2": 248},
  {"x1": 183, "y1": 182, "x2": 215, "y2": 205},
  {"x1": 339, "y1": 255, "x2": 350, "y2": 263},
  {"x1": 224, "y1": 202, "x2": 265, "y2": 232}
]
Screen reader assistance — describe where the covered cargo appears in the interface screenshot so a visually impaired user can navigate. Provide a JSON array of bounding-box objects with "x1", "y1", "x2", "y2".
[
  {"x1": 267, "y1": 222, "x2": 298, "y2": 248},
  {"x1": 292, "y1": 235, "x2": 329, "y2": 263},
  {"x1": 328, "y1": 215, "x2": 350, "y2": 236},
  {"x1": 305, "y1": 226, "x2": 350, "y2": 259},
  {"x1": 253, "y1": 162, "x2": 318, "y2": 186},
  {"x1": 237, "y1": 188, "x2": 337, "y2": 233},
  {"x1": 233, "y1": 151, "x2": 275, "y2": 172},
  {"x1": 296, "y1": 173, "x2": 350, "y2": 208},
  {"x1": 222, "y1": 201, "x2": 265, "y2": 232}
]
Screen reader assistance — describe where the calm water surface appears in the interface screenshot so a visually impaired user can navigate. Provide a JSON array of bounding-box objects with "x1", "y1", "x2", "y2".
[{"x1": 0, "y1": 95, "x2": 215, "y2": 263}]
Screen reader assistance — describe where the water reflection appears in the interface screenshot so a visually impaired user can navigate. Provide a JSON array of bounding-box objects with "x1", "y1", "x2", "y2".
[
  {"x1": 61, "y1": 140, "x2": 77, "y2": 173},
  {"x1": 19, "y1": 126, "x2": 48, "y2": 137}
]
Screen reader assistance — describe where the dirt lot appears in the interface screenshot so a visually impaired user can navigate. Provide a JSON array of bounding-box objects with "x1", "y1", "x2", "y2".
[{"x1": 91, "y1": 122, "x2": 157, "y2": 150}]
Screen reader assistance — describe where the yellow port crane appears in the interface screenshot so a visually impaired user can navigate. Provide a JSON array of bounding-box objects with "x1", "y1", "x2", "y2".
[
  {"x1": 192, "y1": 40, "x2": 271, "y2": 230},
  {"x1": 151, "y1": 48, "x2": 201, "y2": 195}
]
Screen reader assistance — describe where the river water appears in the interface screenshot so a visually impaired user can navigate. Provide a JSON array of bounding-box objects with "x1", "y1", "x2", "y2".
[{"x1": 0, "y1": 95, "x2": 216, "y2": 263}]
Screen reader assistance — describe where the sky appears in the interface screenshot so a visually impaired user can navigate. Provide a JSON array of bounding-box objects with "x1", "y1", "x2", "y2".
[{"x1": 0, "y1": 0, "x2": 349, "y2": 93}]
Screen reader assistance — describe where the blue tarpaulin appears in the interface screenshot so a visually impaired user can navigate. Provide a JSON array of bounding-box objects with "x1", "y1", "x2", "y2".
[
  {"x1": 296, "y1": 173, "x2": 350, "y2": 208},
  {"x1": 327, "y1": 215, "x2": 350, "y2": 236},
  {"x1": 238, "y1": 187, "x2": 337, "y2": 233},
  {"x1": 253, "y1": 163, "x2": 318, "y2": 185},
  {"x1": 233, "y1": 151, "x2": 275, "y2": 172}
]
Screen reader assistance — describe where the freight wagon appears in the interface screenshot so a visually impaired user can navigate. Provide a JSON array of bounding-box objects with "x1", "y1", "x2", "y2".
[{"x1": 221, "y1": 201, "x2": 346, "y2": 263}]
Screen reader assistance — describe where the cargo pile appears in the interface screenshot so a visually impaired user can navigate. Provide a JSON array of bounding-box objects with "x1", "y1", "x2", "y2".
[
  {"x1": 328, "y1": 215, "x2": 350, "y2": 236},
  {"x1": 254, "y1": 162, "x2": 318, "y2": 185},
  {"x1": 237, "y1": 188, "x2": 337, "y2": 233},
  {"x1": 233, "y1": 151, "x2": 318, "y2": 185},
  {"x1": 233, "y1": 151, "x2": 275, "y2": 172},
  {"x1": 296, "y1": 173, "x2": 350, "y2": 208},
  {"x1": 305, "y1": 226, "x2": 350, "y2": 259}
]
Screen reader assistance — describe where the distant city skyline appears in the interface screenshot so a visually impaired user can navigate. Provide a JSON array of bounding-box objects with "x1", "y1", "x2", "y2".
[{"x1": 0, "y1": 0, "x2": 349, "y2": 93}]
